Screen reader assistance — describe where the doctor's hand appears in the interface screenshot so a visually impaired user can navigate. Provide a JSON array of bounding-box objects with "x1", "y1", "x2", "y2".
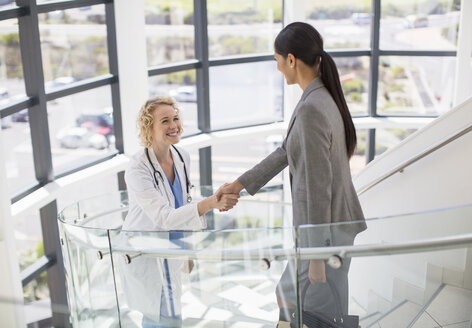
[{"x1": 197, "y1": 185, "x2": 239, "y2": 215}]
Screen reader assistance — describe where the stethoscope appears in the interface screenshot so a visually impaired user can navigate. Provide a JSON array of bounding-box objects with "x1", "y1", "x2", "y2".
[{"x1": 145, "y1": 145, "x2": 192, "y2": 203}]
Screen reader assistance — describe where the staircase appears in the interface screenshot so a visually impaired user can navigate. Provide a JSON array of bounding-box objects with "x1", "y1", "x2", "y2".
[{"x1": 350, "y1": 97, "x2": 472, "y2": 328}]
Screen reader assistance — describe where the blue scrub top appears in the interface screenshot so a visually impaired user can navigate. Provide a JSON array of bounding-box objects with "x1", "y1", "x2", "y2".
[
  {"x1": 165, "y1": 164, "x2": 185, "y2": 245},
  {"x1": 166, "y1": 164, "x2": 183, "y2": 209}
]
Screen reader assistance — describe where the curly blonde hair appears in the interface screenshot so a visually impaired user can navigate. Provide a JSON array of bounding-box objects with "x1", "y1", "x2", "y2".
[{"x1": 137, "y1": 96, "x2": 180, "y2": 148}]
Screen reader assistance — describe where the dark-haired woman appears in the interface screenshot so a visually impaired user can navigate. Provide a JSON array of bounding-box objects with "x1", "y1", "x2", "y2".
[{"x1": 217, "y1": 22, "x2": 366, "y2": 325}]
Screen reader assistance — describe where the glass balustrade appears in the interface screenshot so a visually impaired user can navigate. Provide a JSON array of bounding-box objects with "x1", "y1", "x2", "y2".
[{"x1": 56, "y1": 189, "x2": 472, "y2": 327}]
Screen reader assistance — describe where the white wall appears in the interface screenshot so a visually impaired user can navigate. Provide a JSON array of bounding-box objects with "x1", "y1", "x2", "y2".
[
  {"x1": 0, "y1": 127, "x2": 25, "y2": 327},
  {"x1": 454, "y1": 0, "x2": 472, "y2": 107},
  {"x1": 114, "y1": 0, "x2": 149, "y2": 156}
]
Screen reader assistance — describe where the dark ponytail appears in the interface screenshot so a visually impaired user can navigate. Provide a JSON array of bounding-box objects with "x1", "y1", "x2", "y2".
[
  {"x1": 274, "y1": 22, "x2": 357, "y2": 159},
  {"x1": 319, "y1": 51, "x2": 357, "y2": 158}
]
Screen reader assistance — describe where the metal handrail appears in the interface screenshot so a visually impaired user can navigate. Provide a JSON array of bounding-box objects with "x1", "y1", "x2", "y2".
[
  {"x1": 357, "y1": 122, "x2": 472, "y2": 196},
  {"x1": 109, "y1": 232, "x2": 472, "y2": 261},
  {"x1": 61, "y1": 198, "x2": 293, "y2": 227}
]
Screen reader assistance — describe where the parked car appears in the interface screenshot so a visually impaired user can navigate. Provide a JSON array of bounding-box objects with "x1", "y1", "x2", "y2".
[
  {"x1": 45, "y1": 76, "x2": 76, "y2": 90},
  {"x1": 0, "y1": 88, "x2": 12, "y2": 129},
  {"x1": 56, "y1": 126, "x2": 108, "y2": 150},
  {"x1": 0, "y1": 87, "x2": 8, "y2": 98},
  {"x1": 169, "y1": 86, "x2": 197, "y2": 103},
  {"x1": 12, "y1": 109, "x2": 28, "y2": 122},
  {"x1": 76, "y1": 111, "x2": 114, "y2": 138},
  {"x1": 405, "y1": 15, "x2": 428, "y2": 28},
  {"x1": 351, "y1": 13, "x2": 371, "y2": 25},
  {"x1": 1, "y1": 115, "x2": 12, "y2": 130}
]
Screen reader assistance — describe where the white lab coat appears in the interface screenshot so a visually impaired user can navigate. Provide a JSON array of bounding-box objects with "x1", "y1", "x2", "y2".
[{"x1": 119, "y1": 146, "x2": 206, "y2": 322}]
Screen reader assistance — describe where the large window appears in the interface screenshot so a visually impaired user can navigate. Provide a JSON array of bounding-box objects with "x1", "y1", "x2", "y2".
[
  {"x1": 1, "y1": 110, "x2": 35, "y2": 196},
  {"x1": 207, "y1": 0, "x2": 282, "y2": 58},
  {"x1": 149, "y1": 69, "x2": 199, "y2": 136},
  {"x1": 0, "y1": 1, "x2": 122, "y2": 323},
  {"x1": 305, "y1": 0, "x2": 371, "y2": 49},
  {"x1": 145, "y1": 0, "x2": 195, "y2": 66},
  {"x1": 47, "y1": 86, "x2": 115, "y2": 174},
  {"x1": 351, "y1": 129, "x2": 367, "y2": 175},
  {"x1": 0, "y1": 19, "x2": 25, "y2": 105},
  {"x1": 335, "y1": 56, "x2": 370, "y2": 115},
  {"x1": 210, "y1": 61, "x2": 282, "y2": 130},
  {"x1": 375, "y1": 128, "x2": 417, "y2": 156},
  {"x1": 380, "y1": 0, "x2": 460, "y2": 51},
  {"x1": 39, "y1": 5, "x2": 109, "y2": 86},
  {"x1": 378, "y1": 56, "x2": 456, "y2": 116},
  {"x1": 211, "y1": 135, "x2": 284, "y2": 187}
]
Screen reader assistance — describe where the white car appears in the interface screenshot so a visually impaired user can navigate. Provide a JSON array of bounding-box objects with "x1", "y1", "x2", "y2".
[
  {"x1": 45, "y1": 76, "x2": 76, "y2": 90},
  {"x1": 169, "y1": 86, "x2": 197, "y2": 103},
  {"x1": 57, "y1": 126, "x2": 108, "y2": 150}
]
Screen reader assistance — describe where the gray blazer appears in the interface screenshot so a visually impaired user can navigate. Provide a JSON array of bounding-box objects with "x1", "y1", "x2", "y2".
[{"x1": 239, "y1": 77, "x2": 366, "y2": 247}]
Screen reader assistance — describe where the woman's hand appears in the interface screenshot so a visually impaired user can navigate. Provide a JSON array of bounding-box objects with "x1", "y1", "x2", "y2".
[
  {"x1": 308, "y1": 259, "x2": 326, "y2": 284},
  {"x1": 215, "y1": 180, "x2": 244, "y2": 212},
  {"x1": 213, "y1": 192, "x2": 239, "y2": 211},
  {"x1": 197, "y1": 184, "x2": 240, "y2": 216}
]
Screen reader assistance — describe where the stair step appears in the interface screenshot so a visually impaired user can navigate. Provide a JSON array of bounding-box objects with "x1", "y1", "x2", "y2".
[
  {"x1": 426, "y1": 285, "x2": 472, "y2": 326},
  {"x1": 377, "y1": 301, "x2": 422, "y2": 328}
]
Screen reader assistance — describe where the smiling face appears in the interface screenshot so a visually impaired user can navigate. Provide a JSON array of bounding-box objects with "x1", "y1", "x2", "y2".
[
  {"x1": 274, "y1": 52, "x2": 297, "y2": 85},
  {"x1": 151, "y1": 103, "x2": 182, "y2": 147}
]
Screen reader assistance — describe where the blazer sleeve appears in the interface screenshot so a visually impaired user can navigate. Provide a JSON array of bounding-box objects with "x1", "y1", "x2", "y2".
[
  {"x1": 238, "y1": 141, "x2": 288, "y2": 195},
  {"x1": 125, "y1": 161, "x2": 204, "y2": 231},
  {"x1": 297, "y1": 104, "x2": 333, "y2": 247}
]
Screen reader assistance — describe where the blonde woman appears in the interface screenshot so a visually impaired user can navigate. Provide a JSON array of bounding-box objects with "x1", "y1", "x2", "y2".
[{"x1": 122, "y1": 96, "x2": 238, "y2": 327}]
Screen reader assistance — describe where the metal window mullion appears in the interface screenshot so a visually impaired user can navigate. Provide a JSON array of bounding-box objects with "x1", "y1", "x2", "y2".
[
  {"x1": 366, "y1": 128, "x2": 376, "y2": 163},
  {"x1": 209, "y1": 54, "x2": 275, "y2": 66},
  {"x1": 199, "y1": 146, "x2": 213, "y2": 227},
  {"x1": 105, "y1": 2, "x2": 124, "y2": 153},
  {"x1": 11, "y1": 182, "x2": 42, "y2": 204},
  {"x1": 39, "y1": 201, "x2": 71, "y2": 327},
  {"x1": 0, "y1": 97, "x2": 35, "y2": 117},
  {"x1": 379, "y1": 50, "x2": 457, "y2": 57},
  {"x1": 194, "y1": 0, "x2": 210, "y2": 133},
  {"x1": 20, "y1": 255, "x2": 55, "y2": 287},
  {"x1": 36, "y1": 0, "x2": 109, "y2": 14},
  {"x1": 16, "y1": 0, "x2": 53, "y2": 184},
  {"x1": 367, "y1": 0, "x2": 380, "y2": 119},
  {"x1": 0, "y1": 6, "x2": 27, "y2": 20},
  {"x1": 148, "y1": 60, "x2": 201, "y2": 76},
  {"x1": 45, "y1": 74, "x2": 117, "y2": 101}
]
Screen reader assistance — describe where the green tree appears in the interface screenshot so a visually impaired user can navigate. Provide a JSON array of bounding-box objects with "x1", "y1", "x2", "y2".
[{"x1": 1, "y1": 33, "x2": 22, "y2": 79}]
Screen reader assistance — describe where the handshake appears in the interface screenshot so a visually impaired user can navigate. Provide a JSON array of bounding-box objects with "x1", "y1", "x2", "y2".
[{"x1": 212, "y1": 180, "x2": 244, "y2": 212}]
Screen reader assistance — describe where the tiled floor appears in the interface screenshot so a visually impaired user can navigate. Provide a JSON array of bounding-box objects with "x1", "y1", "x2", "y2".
[{"x1": 427, "y1": 285, "x2": 472, "y2": 326}]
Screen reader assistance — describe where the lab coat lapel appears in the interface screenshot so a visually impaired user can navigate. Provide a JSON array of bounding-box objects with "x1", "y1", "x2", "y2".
[{"x1": 147, "y1": 147, "x2": 175, "y2": 208}]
